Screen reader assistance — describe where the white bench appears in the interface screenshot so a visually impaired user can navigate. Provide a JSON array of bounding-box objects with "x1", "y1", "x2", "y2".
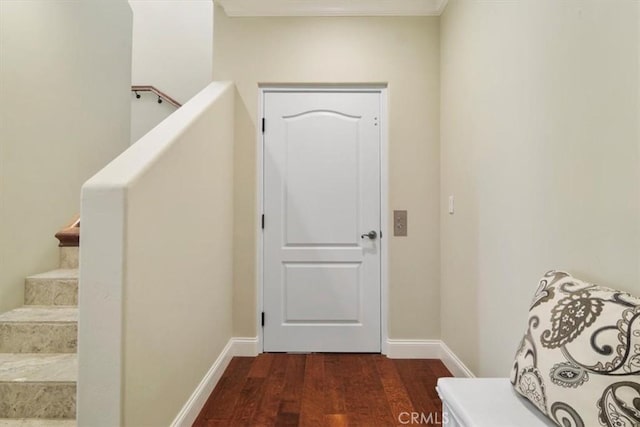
[{"x1": 436, "y1": 378, "x2": 556, "y2": 427}]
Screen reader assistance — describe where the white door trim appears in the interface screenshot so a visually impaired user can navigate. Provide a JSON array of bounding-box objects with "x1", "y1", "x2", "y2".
[{"x1": 256, "y1": 84, "x2": 389, "y2": 354}]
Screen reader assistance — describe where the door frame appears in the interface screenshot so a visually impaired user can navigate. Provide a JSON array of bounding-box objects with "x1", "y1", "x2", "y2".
[{"x1": 256, "y1": 84, "x2": 389, "y2": 354}]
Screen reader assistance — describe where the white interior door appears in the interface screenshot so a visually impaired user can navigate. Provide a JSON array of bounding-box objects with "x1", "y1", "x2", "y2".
[{"x1": 263, "y1": 90, "x2": 381, "y2": 352}]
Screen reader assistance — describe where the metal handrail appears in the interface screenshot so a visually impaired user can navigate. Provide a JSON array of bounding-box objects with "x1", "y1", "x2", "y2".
[{"x1": 131, "y1": 85, "x2": 182, "y2": 108}]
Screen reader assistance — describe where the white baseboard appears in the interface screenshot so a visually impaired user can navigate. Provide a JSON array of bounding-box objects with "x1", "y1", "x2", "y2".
[
  {"x1": 439, "y1": 341, "x2": 475, "y2": 378},
  {"x1": 170, "y1": 339, "x2": 234, "y2": 427},
  {"x1": 386, "y1": 339, "x2": 442, "y2": 359},
  {"x1": 231, "y1": 336, "x2": 260, "y2": 357},
  {"x1": 170, "y1": 337, "x2": 259, "y2": 427},
  {"x1": 386, "y1": 339, "x2": 475, "y2": 378}
]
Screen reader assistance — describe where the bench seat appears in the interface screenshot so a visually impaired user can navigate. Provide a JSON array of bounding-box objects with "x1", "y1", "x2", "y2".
[{"x1": 436, "y1": 378, "x2": 555, "y2": 427}]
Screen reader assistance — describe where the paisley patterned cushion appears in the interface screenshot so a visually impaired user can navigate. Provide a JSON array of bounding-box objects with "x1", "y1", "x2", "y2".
[{"x1": 511, "y1": 271, "x2": 640, "y2": 427}]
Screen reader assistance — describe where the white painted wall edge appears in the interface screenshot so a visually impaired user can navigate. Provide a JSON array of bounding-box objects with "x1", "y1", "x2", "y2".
[
  {"x1": 77, "y1": 187, "x2": 126, "y2": 427},
  {"x1": 170, "y1": 337, "x2": 260, "y2": 427},
  {"x1": 84, "y1": 81, "x2": 233, "y2": 188},
  {"x1": 386, "y1": 339, "x2": 475, "y2": 378}
]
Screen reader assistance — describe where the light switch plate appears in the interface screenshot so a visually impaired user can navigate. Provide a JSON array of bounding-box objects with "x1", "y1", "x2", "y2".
[{"x1": 394, "y1": 210, "x2": 407, "y2": 236}]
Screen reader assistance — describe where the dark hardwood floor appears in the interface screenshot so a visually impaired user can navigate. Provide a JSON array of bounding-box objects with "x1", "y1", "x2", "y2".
[{"x1": 194, "y1": 354, "x2": 452, "y2": 426}]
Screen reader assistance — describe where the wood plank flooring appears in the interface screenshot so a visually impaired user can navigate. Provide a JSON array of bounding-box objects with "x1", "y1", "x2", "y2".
[{"x1": 194, "y1": 354, "x2": 452, "y2": 427}]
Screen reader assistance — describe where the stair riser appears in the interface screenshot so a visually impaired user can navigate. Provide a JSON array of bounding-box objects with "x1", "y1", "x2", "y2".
[
  {"x1": 59, "y1": 248, "x2": 78, "y2": 270},
  {"x1": 24, "y1": 280, "x2": 78, "y2": 306},
  {"x1": 0, "y1": 382, "x2": 75, "y2": 419},
  {"x1": 0, "y1": 324, "x2": 77, "y2": 353}
]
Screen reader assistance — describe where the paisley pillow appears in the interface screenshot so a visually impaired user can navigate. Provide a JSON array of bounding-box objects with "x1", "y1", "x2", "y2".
[{"x1": 511, "y1": 270, "x2": 640, "y2": 427}]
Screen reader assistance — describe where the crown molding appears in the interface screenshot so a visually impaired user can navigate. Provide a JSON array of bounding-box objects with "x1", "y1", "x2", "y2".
[
  {"x1": 436, "y1": 0, "x2": 449, "y2": 15},
  {"x1": 216, "y1": 0, "x2": 449, "y2": 17}
]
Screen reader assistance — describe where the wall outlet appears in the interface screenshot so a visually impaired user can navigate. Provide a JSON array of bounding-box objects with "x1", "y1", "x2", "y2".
[{"x1": 394, "y1": 210, "x2": 407, "y2": 236}]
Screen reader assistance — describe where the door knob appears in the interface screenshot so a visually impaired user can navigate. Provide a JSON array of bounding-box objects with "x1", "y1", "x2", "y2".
[{"x1": 361, "y1": 230, "x2": 378, "y2": 240}]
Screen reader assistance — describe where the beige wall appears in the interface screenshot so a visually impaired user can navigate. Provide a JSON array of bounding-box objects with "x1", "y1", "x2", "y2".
[
  {"x1": 213, "y1": 7, "x2": 441, "y2": 340},
  {"x1": 0, "y1": 0, "x2": 132, "y2": 315},
  {"x1": 129, "y1": 0, "x2": 214, "y2": 142},
  {"x1": 78, "y1": 82, "x2": 235, "y2": 426},
  {"x1": 440, "y1": 0, "x2": 640, "y2": 376}
]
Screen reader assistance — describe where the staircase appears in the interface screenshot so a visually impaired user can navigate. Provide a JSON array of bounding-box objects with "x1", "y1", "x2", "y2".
[{"x1": 0, "y1": 247, "x2": 78, "y2": 426}]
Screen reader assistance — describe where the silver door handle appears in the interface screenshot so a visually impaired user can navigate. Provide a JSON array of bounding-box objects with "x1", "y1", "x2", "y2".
[{"x1": 361, "y1": 230, "x2": 378, "y2": 240}]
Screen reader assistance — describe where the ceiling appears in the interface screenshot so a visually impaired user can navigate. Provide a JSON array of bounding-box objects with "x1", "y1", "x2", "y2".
[{"x1": 215, "y1": 0, "x2": 449, "y2": 17}]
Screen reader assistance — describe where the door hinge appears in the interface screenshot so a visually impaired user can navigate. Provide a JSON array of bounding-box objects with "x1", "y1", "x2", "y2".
[
  {"x1": 261, "y1": 312, "x2": 265, "y2": 327},
  {"x1": 262, "y1": 118, "x2": 265, "y2": 133},
  {"x1": 261, "y1": 214, "x2": 265, "y2": 229}
]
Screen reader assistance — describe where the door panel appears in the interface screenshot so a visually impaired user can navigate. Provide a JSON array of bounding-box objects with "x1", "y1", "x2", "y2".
[
  {"x1": 263, "y1": 90, "x2": 381, "y2": 352},
  {"x1": 284, "y1": 112, "x2": 360, "y2": 246},
  {"x1": 283, "y1": 263, "x2": 361, "y2": 322}
]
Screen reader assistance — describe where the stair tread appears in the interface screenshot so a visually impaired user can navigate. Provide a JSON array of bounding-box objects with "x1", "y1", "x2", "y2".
[
  {"x1": 0, "y1": 307, "x2": 77, "y2": 323},
  {"x1": 26, "y1": 270, "x2": 78, "y2": 281},
  {"x1": 0, "y1": 354, "x2": 76, "y2": 382},
  {"x1": 0, "y1": 420, "x2": 75, "y2": 426}
]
